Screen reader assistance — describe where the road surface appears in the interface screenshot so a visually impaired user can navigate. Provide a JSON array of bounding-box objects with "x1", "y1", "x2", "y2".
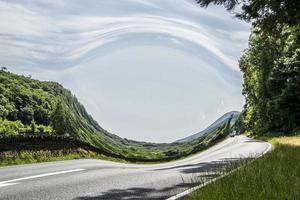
[{"x1": 0, "y1": 135, "x2": 270, "y2": 200}]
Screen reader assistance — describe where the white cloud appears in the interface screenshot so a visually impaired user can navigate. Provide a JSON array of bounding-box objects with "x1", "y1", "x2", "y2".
[{"x1": 0, "y1": 0, "x2": 249, "y2": 71}]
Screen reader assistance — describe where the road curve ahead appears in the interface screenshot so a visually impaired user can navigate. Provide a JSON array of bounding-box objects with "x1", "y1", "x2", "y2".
[{"x1": 0, "y1": 136, "x2": 270, "y2": 200}]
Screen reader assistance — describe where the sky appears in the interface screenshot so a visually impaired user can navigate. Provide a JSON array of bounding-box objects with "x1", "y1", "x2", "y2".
[{"x1": 0, "y1": 0, "x2": 250, "y2": 142}]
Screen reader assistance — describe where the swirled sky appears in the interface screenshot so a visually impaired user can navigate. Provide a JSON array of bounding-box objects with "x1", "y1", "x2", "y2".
[{"x1": 0, "y1": 0, "x2": 250, "y2": 142}]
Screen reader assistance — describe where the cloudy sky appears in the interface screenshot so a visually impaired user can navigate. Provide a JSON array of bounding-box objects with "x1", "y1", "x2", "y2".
[{"x1": 0, "y1": 0, "x2": 250, "y2": 142}]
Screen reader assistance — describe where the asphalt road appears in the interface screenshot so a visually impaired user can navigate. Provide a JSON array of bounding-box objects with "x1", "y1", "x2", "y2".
[{"x1": 0, "y1": 135, "x2": 270, "y2": 200}]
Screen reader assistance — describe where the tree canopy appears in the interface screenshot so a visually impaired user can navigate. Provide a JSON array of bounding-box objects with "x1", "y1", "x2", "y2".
[
  {"x1": 195, "y1": 0, "x2": 300, "y2": 31},
  {"x1": 240, "y1": 25, "x2": 300, "y2": 135}
]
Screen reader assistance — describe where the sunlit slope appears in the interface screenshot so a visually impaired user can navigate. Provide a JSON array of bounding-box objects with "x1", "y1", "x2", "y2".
[{"x1": 0, "y1": 70, "x2": 237, "y2": 161}]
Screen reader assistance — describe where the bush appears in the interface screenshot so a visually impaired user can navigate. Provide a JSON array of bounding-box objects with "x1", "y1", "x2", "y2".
[{"x1": 0, "y1": 118, "x2": 24, "y2": 136}]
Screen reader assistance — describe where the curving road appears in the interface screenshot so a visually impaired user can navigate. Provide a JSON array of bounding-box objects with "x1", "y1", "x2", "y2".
[{"x1": 0, "y1": 135, "x2": 270, "y2": 200}]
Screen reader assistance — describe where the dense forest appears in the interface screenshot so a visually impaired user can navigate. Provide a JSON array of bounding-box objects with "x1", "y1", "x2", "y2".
[
  {"x1": 240, "y1": 25, "x2": 300, "y2": 135},
  {"x1": 0, "y1": 70, "x2": 236, "y2": 161},
  {"x1": 196, "y1": 0, "x2": 300, "y2": 135}
]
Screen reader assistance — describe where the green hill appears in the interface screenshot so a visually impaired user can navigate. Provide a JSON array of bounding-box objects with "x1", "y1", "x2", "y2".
[{"x1": 0, "y1": 70, "x2": 236, "y2": 162}]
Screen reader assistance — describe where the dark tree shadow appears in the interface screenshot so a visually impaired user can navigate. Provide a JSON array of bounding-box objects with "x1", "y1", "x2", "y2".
[
  {"x1": 73, "y1": 182, "x2": 196, "y2": 200},
  {"x1": 154, "y1": 157, "x2": 244, "y2": 174},
  {"x1": 74, "y1": 187, "x2": 160, "y2": 200},
  {"x1": 243, "y1": 138, "x2": 265, "y2": 143}
]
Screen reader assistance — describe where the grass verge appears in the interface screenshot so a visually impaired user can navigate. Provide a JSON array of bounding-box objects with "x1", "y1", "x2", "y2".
[
  {"x1": 0, "y1": 140, "x2": 130, "y2": 167},
  {"x1": 0, "y1": 149, "x2": 127, "y2": 167},
  {"x1": 188, "y1": 136, "x2": 300, "y2": 200}
]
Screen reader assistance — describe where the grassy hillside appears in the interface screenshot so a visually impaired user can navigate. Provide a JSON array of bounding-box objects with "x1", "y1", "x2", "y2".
[{"x1": 0, "y1": 70, "x2": 235, "y2": 163}]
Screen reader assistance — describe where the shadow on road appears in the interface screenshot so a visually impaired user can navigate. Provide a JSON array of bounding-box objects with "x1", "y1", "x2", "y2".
[
  {"x1": 154, "y1": 158, "x2": 244, "y2": 174},
  {"x1": 243, "y1": 138, "x2": 265, "y2": 143},
  {"x1": 73, "y1": 182, "x2": 196, "y2": 200}
]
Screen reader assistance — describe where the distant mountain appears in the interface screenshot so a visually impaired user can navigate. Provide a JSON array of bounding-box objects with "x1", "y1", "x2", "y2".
[{"x1": 175, "y1": 111, "x2": 240, "y2": 143}]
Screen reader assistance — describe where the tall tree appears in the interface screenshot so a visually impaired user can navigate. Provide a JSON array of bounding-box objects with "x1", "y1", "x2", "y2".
[
  {"x1": 240, "y1": 25, "x2": 300, "y2": 134},
  {"x1": 51, "y1": 99, "x2": 75, "y2": 136}
]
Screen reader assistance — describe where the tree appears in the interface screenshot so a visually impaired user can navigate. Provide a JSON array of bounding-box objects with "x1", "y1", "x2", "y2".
[
  {"x1": 195, "y1": 0, "x2": 300, "y2": 31},
  {"x1": 239, "y1": 25, "x2": 300, "y2": 134},
  {"x1": 30, "y1": 120, "x2": 36, "y2": 134},
  {"x1": 34, "y1": 106, "x2": 50, "y2": 125},
  {"x1": 1, "y1": 66, "x2": 7, "y2": 71},
  {"x1": 50, "y1": 99, "x2": 76, "y2": 136},
  {"x1": 18, "y1": 106, "x2": 34, "y2": 125},
  {"x1": 51, "y1": 100, "x2": 68, "y2": 135}
]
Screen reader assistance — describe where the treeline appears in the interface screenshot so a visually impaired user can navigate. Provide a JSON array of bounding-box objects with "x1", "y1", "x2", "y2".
[
  {"x1": 240, "y1": 25, "x2": 300, "y2": 135},
  {"x1": 196, "y1": 0, "x2": 300, "y2": 135}
]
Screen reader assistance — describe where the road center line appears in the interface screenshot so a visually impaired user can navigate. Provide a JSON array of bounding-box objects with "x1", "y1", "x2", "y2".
[{"x1": 0, "y1": 168, "x2": 85, "y2": 188}]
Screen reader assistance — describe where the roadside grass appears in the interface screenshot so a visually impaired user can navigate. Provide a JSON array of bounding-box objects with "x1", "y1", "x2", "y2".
[
  {"x1": 268, "y1": 136, "x2": 300, "y2": 146},
  {"x1": 0, "y1": 139, "x2": 133, "y2": 167},
  {"x1": 188, "y1": 136, "x2": 300, "y2": 200},
  {"x1": 0, "y1": 148, "x2": 126, "y2": 167}
]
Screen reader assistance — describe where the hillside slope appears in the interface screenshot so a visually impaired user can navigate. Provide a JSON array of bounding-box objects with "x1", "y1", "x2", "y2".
[{"x1": 0, "y1": 70, "x2": 236, "y2": 161}]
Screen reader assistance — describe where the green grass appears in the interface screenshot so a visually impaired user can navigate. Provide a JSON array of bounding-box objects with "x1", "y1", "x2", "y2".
[
  {"x1": 188, "y1": 143, "x2": 300, "y2": 200},
  {"x1": 0, "y1": 139, "x2": 130, "y2": 167},
  {"x1": 0, "y1": 148, "x2": 127, "y2": 167}
]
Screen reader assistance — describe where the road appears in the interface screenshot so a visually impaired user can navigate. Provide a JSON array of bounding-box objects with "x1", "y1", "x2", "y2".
[{"x1": 0, "y1": 135, "x2": 270, "y2": 200}]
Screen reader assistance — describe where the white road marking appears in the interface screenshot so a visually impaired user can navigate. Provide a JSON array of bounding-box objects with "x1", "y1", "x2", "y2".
[
  {"x1": 260, "y1": 143, "x2": 272, "y2": 157},
  {"x1": 0, "y1": 168, "x2": 85, "y2": 188}
]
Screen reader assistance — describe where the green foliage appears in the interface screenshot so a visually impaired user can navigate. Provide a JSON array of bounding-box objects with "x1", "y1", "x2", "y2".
[
  {"x1": 189, "y1": 144, "x2": 300, "y2": 200},
  {"x1": 195, "y1": 0, "x2": 300, "y2": 31},
  {"x1": 0, "y1": 148, "x2": 122, "y2": 167},
  {"x1": 30, "y1": 120, "x2": 36, "y2": 134},
  {"x1": 51, "y1": 99, "x2": 75, "y2": 136},
  {"x1": 0, "y1": 118, "x2": 25, "y2": 136},
  {"x1": 0, "y1": 118, "x2": 52, "y2": 136},
  {"x1": 0, "y1": 71, "x2": 54, "y2": 125},
  {"x1": 232, "y1": 113, "x2": 245, "y2": 133},
  {"x1": 240, "y1": 25, "x2": 300, "y2": 135}
]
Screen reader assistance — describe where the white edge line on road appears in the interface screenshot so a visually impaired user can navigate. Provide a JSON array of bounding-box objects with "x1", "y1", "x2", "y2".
[
  {"x1": 0, "y1": 168, "x2": 85, "y2": 188},
  {"x1": 260, "y1": 143, "x2": 272, "y2": 157},
  {"x1": 165, "y1": 142, "x2": 272, "y2": 200}
]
